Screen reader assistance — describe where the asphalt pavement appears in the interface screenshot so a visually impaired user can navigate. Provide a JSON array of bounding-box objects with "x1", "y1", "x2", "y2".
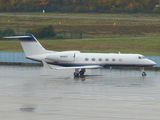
[
  {"x1": 0, "y1": 65, "x2": 160, "y2": 120},
  {"x1": 0, "y1": 13, "x2": 160, "y2": 21}
]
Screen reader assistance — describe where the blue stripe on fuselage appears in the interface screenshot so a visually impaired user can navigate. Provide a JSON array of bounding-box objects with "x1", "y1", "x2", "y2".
[{"x1": 48, "y1": 63, "x2": 154, "y2": 68}]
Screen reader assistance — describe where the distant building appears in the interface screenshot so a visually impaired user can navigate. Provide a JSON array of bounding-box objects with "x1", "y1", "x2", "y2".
[{"x1": 155, "y1": 4, "x2": 160, "y2": 7}]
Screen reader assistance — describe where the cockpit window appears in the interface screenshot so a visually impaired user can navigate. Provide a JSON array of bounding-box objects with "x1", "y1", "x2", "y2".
[
  {"x1": 142, "y1": 56, "x2": 146, "y2": 59},
  {"x1": 138, "y1": 56, "x2": 142, "y2": 59},
  {"x1": 138, "y1": 56, "x2": 146, "y2": 59}
]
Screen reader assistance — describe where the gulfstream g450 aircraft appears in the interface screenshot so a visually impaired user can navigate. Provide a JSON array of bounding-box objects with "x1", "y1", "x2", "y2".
[{"x1": 5, "y1": 34, "x2": 156, "y2": 77}]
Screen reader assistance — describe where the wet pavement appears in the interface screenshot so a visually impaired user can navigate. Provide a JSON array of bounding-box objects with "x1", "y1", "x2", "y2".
[{"x1": 0, "y1": 65, "x2": 160, "y2": 120}]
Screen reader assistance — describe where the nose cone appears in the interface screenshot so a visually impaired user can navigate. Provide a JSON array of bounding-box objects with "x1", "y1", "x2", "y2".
[{"x1": 150, "y1": 60, "x2": 157, "y2": 66}]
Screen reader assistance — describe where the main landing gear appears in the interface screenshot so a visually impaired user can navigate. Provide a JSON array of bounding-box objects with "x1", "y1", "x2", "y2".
[
  {"x1": 140, "y1": 68, "x2": 147, "y2": 76},
  {"x1": 74, "y1": 68, "x2": 86, "y2": 77}
]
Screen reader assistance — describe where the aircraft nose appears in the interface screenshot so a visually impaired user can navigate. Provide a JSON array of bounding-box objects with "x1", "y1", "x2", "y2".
[
  {"x1": 150, "y1": 61, "x2": 157, "y2": 66},
  {"x1": 153, "y1": 61, "x2": 157, "y2": 65}
]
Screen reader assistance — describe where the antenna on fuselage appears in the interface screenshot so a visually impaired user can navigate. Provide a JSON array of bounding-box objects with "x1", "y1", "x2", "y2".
[{"x1": 118, "y1": 51, "x2": 121, "y2": 54}]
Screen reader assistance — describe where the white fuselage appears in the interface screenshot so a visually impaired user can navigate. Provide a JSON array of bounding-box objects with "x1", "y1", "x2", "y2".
[
  {"x1": 5, "y1": 34, "x2": 157, "y2": 77},
  {"x1": 5, "y1": 34, "x2": 156, "y2": 69},
  {"x1": 27, "y1": 52, "x2": 156, "y2": 68}
]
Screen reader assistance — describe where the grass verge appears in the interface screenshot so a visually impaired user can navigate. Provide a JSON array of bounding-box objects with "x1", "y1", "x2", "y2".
[{"x1": 0, "y1": 37, "x2": 160, "y2": 56}]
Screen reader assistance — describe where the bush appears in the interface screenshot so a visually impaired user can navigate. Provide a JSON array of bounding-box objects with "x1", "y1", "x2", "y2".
[
  {"x1": 26, "y1": 25, "x2": 56, "y2": 39},
  {"x1": 55, "y1": 35, "x2": 64, "y2": 39},
  {"x1": 2, "y1": 28, "x2": 15, "y2": 36},
  {"x1": 0, "y1": 29, "x2": 2, "y2": 39}
]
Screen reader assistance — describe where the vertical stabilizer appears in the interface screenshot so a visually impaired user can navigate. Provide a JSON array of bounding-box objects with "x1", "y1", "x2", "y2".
[{"x1": 5, "y1": 34, "x2": 47, "y2": 56}]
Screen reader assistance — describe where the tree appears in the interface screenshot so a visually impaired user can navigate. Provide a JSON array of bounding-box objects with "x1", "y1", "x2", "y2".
[
  {"x1": 139, "y1": 0, "x2": 159, "y2": 12},
  {"x1": 0, "y1": 0, "x2": 159, "y2": 13},
  {"x1": 125, "y1": 1, "x2": 142, "y2": 13},
  {"x1": 2, "y1": 28, "x2": 15, "y2": 36},
  {"x1": 26, "y1": 25, "x2": 56, "y2": 39},
  {"x1": 0, "y1": 29, "x2": 2, "y2": 39}
]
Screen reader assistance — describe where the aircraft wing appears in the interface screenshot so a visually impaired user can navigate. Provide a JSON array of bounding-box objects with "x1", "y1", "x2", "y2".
[
  {"x1": 55, "y1": 65, "x2": 102, "y2": 70},
  {"x1": 42, "y1": 60, "x2": 102, "y2": 70}
]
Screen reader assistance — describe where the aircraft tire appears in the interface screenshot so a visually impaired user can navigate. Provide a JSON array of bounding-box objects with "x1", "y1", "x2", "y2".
[
  {"x1": 74, "y1": 72, "x2": 79, "y2": 77},
  {"x1": 142, "y1": 72, "x2": 147, "y2": 76},
  {"x1": 79, "y1": 71, "x2": 84, "y2": 76}
]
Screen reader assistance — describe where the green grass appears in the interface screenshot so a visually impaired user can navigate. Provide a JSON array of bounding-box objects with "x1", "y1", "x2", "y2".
[
  {"x1": 0, "y1": 13, "x2": 160, "y2": 56},
  {"x1": 4, "y1": 12, "x2": 160, "y2": 19},
  {"x1": 1, "y1": 13, "x2": 160, "y2": 40},
  {"x1": 1, "y1": 37, "x2": 160, "y2": 56}
]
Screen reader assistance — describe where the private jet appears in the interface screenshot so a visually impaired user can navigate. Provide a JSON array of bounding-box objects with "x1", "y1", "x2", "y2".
[{"x1": 5, "y1": 34, "x2": 156, "y2": 77}]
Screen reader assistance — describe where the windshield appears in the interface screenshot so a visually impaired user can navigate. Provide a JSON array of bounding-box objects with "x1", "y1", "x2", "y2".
[
  {"x1": 138, "y1": 56, "x2": 146, "y2": 59},
  {"x1": 142, "y1": 56, "x2": 146, "y2": 59}
]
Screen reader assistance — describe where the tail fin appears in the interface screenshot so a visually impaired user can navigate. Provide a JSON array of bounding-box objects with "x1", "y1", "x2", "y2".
[{"x1": 4, "y1": 34, "x2": 48, "y2": 56}]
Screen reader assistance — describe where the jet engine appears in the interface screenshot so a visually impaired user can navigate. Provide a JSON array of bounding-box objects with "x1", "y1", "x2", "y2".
[{"x1": 45, "y1": 51, "x2": 80, "y2": 62}]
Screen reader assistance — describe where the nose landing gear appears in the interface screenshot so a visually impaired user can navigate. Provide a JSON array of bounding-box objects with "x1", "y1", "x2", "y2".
[{"x1": 140, "y1": 68, "x2": 147, "y2": 76}]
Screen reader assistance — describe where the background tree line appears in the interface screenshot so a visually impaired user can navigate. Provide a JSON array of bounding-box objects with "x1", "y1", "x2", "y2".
[
  {"x1": 0, "y1": 25, "x2": 56, "y2": 39},
  {"x1": 0, "y1": 0, "x2": 160, "y2": 13},
  {"x1": 0, "y1": 28, "x2": 15, "y2": 39}
]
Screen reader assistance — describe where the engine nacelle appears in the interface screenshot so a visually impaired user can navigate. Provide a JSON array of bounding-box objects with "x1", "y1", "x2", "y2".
[{"x1": 45, "y1": 51, "x2": 80, "y2": 62}]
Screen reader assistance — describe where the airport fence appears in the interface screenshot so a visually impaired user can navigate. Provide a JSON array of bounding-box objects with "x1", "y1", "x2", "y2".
[{"x1": 0, "y1": 52, "x2": 160, "y2": 67}]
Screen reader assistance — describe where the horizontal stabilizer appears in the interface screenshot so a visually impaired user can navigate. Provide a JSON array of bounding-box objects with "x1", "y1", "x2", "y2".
[{"x1": 4, "y1": 36, "x2": 31, "y2": 39}]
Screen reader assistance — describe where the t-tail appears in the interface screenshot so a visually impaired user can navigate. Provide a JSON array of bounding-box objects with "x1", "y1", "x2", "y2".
[{"x1": 4, "y1": 34, "x2": 53, "y2": 57}]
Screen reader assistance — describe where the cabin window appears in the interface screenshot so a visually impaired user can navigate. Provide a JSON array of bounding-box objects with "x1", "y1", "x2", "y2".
[
  {"x1": 92, "y1": 58, "x2": 95, "y2": 61},
  {"x1": 105, "y1": 58, "x2": 109, "y2": 61},
  {"x1": 119, "y1": 58, "x2": 122, "y2": 62},
  {"x1": 112, "y1": 58, "x2": 116, "y2": 61},
  {"x1": 99, "y1": 58, "x2": 102, "y2": 61},
  {"x1": 85, "y1": 58, "x2": 89, "y2": 61}
]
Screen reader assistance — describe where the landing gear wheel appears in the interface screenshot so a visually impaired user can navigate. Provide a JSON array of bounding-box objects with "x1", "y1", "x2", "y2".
[
  {"x1": 140, "y1": 68, "x2": 147, "y2": 77},
  {"x1": 74, "y1": 72, "x2": 79, "y2": 77},
  {"x1": 79, "y1": 71, "x2": 85, "y2": 76},
  {"x1": 142, "y1": 72, "x2": 147, "y2": 76},
  {"x1": 79, "y1": 69, "x2": 86, "y2": 76}
]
